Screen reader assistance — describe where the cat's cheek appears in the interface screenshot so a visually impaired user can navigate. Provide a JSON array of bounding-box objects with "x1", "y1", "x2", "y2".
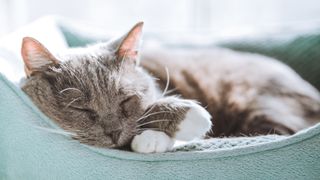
[
  {"x1": 131, "y1": 130, "x2": 174, "y2": 153},
  {"x1": 175, "y1": 103, "x2": 212, "y2": 141}
]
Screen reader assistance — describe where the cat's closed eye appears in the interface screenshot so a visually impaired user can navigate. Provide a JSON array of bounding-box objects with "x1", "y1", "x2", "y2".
[
  {"x1": 69, "y1": 105, "x2": 91, "y2": 112},
  {"x1": 69, "y1": 105, "x2": 98, "y2": 122}
]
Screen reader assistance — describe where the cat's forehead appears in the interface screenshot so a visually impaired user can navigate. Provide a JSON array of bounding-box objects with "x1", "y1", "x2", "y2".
[
  {"x1": 57, "y1": 54, "x2": 118, "y2": 76},
  {"x1": 51, "y1": 43, "x2": 148, "y2": 95},
  {"x1": 56, "y1": 57, "x2": 129, "y2": 88}
]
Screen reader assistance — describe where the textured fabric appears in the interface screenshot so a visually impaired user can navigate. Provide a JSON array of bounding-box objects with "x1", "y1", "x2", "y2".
[
  {"x1": 1, "y1": 74, "x2": 320, "y2": 180},
  {"x1": 0, "y1": 16, "x2": 68, "y2": 83},
  {"x1": 172, "y1": 135, "x2": 286, "y2": 152}
]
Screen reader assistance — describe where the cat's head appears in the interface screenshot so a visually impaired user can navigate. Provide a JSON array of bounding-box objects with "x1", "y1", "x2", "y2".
[{"x1": 21, "y1": 22, "x2": 158, "y2": 148}]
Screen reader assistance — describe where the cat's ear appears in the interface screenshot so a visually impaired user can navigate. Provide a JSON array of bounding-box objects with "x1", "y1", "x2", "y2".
[
  {"x1": 21, "y1": 37, "x2": 60, "y2": 77},
  {"x1": 114, "y1": 22, "x2": 144, "y2": 64}
]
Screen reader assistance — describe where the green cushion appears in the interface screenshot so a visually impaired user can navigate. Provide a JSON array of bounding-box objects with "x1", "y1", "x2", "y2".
[
  {"x1": 57, "y1": 21, "x2": 110, "y2": 48},
  {"x1": 1, "y1": 73, "x2": 320, "y2": 180},
  {"x1": 59, "y1": 24, "x2": 102, "y2": 47}
]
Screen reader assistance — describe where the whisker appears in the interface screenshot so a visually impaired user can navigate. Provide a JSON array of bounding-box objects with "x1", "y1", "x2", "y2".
[
  {"x1": 136, "y1": 127, "x2": 161, "y2": 131},
  {"x1": 136, "y1": 111, "x2": 176, "y2": 122},
  {"x1": 135, "y1": 128, "x2": 162, "y2": 134},
  {"x1": 33, "y1": 126, "x2": 75, "y2": 136},
  {"x1": 139, "y1": 102, "x2": 158, "y2": 119},
  {"x1": 163, "y1": 88, "x2": 177, "y2": 96},
  {"x1": 161, "y1": 67, "x2": 170, "y2": 97},
  {"x1": 64, "y1": 97, "x2": 81, "y2": 109},
  {"x1": 59, "y1": 87, "x2": 82, "y2": 94},
  {"x1": 137, "y1": 67, "x2": 172, "y2": 117},
  {"x1": 152, "y1": 77, "x2": 160, "y2": 81},
  {"x1": 133, "y1": 67, "x2": 171, "y2": 123},
  {"x1": 137, "y1": 119, "x2": 172, "y2": 127}
]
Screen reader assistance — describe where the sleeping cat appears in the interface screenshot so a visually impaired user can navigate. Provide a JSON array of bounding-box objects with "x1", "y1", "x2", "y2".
[{"x1": 20, "y1": 22, "x2": 320, "y2": 153}]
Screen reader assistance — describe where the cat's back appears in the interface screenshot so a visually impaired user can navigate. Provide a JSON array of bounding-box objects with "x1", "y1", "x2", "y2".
[
  {"x1": 141, "y1": 47, "x2": 320, "y2": 135},
  {"x1": 141, "y1": 47, "x2": 319, "y2": 101}
]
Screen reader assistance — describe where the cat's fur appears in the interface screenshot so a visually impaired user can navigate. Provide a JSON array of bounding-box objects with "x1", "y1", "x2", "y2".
[
  {"x1": 21, "y1": 22, "x2": 211, "y2": 153},
  {"x1": 141, "y1": 48, "x2": 320, "y2": 137},
  {"x1": 20, "y1": 22, "x2": 320, "y2": 153}
]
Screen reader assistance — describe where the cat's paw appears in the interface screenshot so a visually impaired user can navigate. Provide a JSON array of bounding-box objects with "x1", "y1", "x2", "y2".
[
  {"x1": 131, "y1": 130, "x2": 174, "y2": 153},
  {"x1": 175, "y1": 102, "x2": 212, "y2": 141}
]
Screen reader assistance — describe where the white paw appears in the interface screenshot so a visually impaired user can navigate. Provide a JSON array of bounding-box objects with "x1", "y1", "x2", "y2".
[
  {"x1": 131, "y1": 130, "x2": 174, "y2": 153},
  {"x1": 175, "y1": 102, "x2": 212, "y2": 141}
]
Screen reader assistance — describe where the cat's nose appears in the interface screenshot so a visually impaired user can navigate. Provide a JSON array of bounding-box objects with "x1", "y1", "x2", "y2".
[
  {"x1": 114, "y1": 130, "x2": 133, "y2": 147},
  {"x1": 111, "y1": 130, "x2": 121, "y2": 142}
]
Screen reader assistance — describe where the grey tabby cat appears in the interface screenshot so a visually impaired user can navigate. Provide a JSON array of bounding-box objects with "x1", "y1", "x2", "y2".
[{"x1": 21, "y1": 22, "x2": 320, "y2": 153}]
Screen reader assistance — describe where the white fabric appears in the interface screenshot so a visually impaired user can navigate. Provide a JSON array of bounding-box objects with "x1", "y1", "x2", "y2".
[{"x1": 0, "y1": 16, "x2": 68, "y2": 83}]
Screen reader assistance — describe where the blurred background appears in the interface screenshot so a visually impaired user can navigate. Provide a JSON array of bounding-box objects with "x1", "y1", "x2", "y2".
[
  {"x1": 1, "y1": 0, "x2": 320, "y2": 38},
  {"x1": 1, "y1": 0, "x2": 320, "y2": 86}
]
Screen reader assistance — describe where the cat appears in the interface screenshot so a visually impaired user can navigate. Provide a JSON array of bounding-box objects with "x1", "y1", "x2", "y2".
[
  {"x1": 141, "y1": 47, "x2": 320, "y2": 137},
  {"x1": 20, "y1": 22, "x2": 320, "y2": 153},
  {"x1": 20, "y1": 22, "x2": 211, "y2": 153}
]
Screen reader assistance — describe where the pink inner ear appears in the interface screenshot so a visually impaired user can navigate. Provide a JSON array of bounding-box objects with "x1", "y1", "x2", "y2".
[
  {"x1": 117, "y1": 22, "x2": 144, "y2": 58},
  {"x1": 21, "y1": 37, "x2": 58, "y2": 72}
]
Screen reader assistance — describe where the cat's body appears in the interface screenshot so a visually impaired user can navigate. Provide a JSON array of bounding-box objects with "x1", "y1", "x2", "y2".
[
  {"x1": 20, "y1": 22, "x2": 320, "y2": 153},
  {"x1": 141, "y1": 48, "x2": 320, "y2": 136}
]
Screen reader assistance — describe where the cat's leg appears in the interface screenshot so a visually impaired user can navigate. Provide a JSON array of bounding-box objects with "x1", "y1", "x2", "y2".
[
  {"x1": 246, "y1": 115, "x2": 295, "y2": 135},
  {"x1": 131, "y1": 96, "x2": 212, "y2": 153},
  {"x1": 245, "y1": 96, "x2": 319, "y2": 135}
]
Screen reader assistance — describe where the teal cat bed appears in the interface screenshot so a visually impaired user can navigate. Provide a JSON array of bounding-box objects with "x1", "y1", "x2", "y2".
[
  {"x1": 0, "y1": 17, "x2": 320, "y2": 179},
  {"x1": 0, "y1": 74, "x2": 320, "y2": 179}
]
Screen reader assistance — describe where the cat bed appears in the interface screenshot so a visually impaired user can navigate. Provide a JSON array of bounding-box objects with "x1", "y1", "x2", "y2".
[
  {"x1": 0, "y1": 17, "x2": 320, "y2": 179},
  {"x1": 0, "y1": 74, "x2": 320, "y2": 180}
]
